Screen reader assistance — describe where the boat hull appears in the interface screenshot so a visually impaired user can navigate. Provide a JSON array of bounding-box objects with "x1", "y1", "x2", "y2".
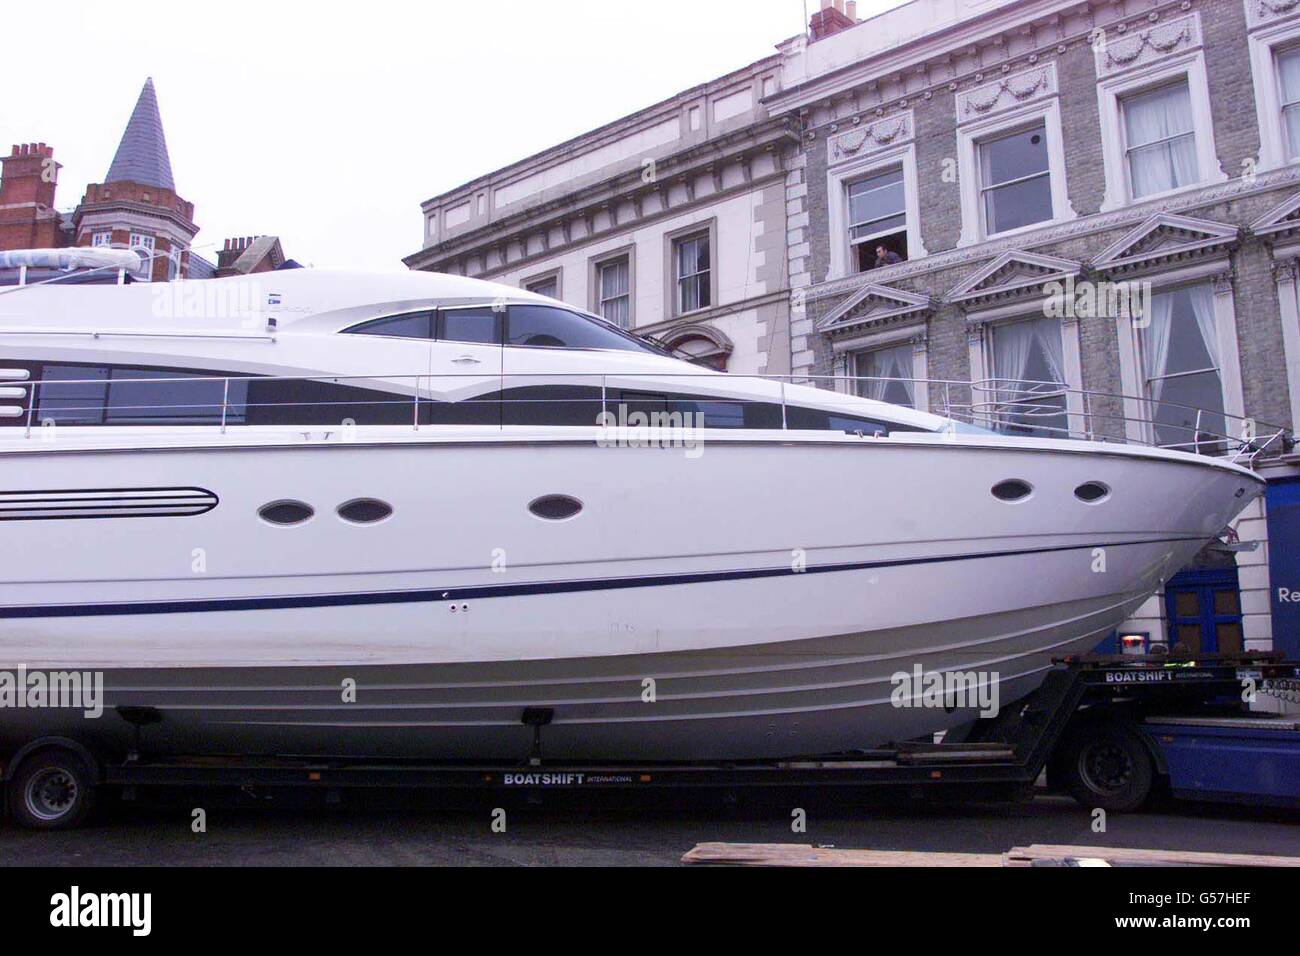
[{"x1": 0, "y1": 433, "x2": 1263, "y2": 760}]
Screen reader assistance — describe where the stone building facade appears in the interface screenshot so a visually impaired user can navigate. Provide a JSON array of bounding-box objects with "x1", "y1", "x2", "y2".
[
  {"x1": 403, "y1": 57, "x2": 800, "y2": 375},
  {"x1": 767, "y1": 0, "x2": 1300, "y2": 655},
  {"x1": 406, "y1": 0, "x2": 1300, "y2": 657}
]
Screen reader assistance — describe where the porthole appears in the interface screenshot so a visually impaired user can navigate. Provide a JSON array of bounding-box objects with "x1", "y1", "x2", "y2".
[
  {"x1": 991, "y1": 479, "x2": 1032, "y2": 502},
  {"x1": 338, "y1": 498, "x2": 393, "y2": 524},
  {"x1": 1074, "y1": 481, "x2": 1110, "y2": 503},
  {"x1": 529, "y1": 494, "x2": 583, "y2": 521},
  {"x1": 258, "y1": 500, "x2": 314, "y2": 526}
]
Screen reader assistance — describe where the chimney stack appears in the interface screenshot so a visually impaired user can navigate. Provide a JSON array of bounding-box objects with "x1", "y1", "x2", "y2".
[{"x1": 810, "y1": 0, "x2": 857, "y2": 41}]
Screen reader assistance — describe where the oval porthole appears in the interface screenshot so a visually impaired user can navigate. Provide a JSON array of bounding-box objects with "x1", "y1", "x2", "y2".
[
  {"x1": 258, "y1": 500, "x2": 315, "y2": 526},
  {"x1": 991, "y1": 479, "x2": 1032, "y2": 502},
  {"x1": 338, "y1": 498, "x2": 393, "y2": 524},
  {"x1": 1074, "y1": 481, "x2": 1110, "y2": 503},
  {"x1": 529, "y1": 494, "x2": 583, "y2": 521}
]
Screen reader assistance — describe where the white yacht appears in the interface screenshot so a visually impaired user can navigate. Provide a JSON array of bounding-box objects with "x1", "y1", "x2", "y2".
[{"x1": 0, "y1": 256, "x2": 1267, "y2": 760}]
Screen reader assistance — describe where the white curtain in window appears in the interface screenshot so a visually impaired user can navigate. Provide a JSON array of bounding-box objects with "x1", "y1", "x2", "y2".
[
  {"x1": 1037, "y1": 319, "x2": 1065, "y2": 385},
  {"x1": 1142, "y1": 291, "x2": 1175, "y2": 403},
  {"x1": 857, "y1": 344, "x2": 915, "y2": 407},
  {"x1": 992, "y1": 319, "x2": 1034, "y2": 400},
  {"x1": 1124, "y1": 84, "x2": 1198, "y2": 197},
  {"x1": 1187, "y1": 282, "x2": 1219, "y2": 370},
  {"x1": 1280, "y1": 50, "x2": 1300, "y2": 158},
  {"x1": 600, "y1": 261, "x2": 630, "y2": 328}
]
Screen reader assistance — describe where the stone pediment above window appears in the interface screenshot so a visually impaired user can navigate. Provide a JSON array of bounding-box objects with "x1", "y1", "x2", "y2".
[
  {"x1": 1251, "y1": 190, "x2": 1300, "y2": 241},
  {"x1": 946, "y1": 251, "x2": 1082, "y2": 307},
  {"x1": 1090, "y1": 212, "x2": 1238, "y2": 274},
  {"x1": 815, "y1": 282, "x2": 932, "y2": 336}
]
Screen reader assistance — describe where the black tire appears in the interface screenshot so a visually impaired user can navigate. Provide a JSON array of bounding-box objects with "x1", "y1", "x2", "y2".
[
  {"x1": 7, "y1": 750, "x2": 98, "y2": 830},
  {"x1": 1058, "y1": 722, "x2": 1155, "y2": 814}
]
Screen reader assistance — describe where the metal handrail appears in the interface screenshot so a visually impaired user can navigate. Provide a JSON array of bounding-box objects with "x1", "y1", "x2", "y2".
[{"x1": 2, "y1": 369, "x2": 1290, "y2": 466}]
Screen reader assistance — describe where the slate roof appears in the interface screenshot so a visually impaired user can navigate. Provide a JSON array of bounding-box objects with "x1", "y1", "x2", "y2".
[{"x1": 104, "y1": 78, "x2": 176, "y2": 191}]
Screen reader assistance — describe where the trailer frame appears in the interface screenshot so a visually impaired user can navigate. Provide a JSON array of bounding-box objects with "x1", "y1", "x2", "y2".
[{"x1": 3, "y1": 652, "x2": 1297, "y2": 828}]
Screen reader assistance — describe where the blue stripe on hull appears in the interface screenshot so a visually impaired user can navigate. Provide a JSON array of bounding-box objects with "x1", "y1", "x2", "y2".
[{"x1": 0, "y1": 535, "x2": 1199, "y2": 620}]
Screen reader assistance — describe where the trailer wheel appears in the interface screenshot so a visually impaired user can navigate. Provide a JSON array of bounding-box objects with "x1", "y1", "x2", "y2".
[
  {"x1": 7, "y1": 749, "x2": 97, "y2": 830},
  {"x1": 1059, "y1": 723, "x2": 1154, "y2": 813}
]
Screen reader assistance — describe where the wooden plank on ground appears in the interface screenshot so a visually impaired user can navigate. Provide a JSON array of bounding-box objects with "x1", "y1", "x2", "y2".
[
  {"x1": 681, "y1": 842, "x2": 1002, "y2": 867},
  {"x1": 1004, "y1": 844, "x2": 1300, "y2": 867},
  {"x1": 682, "y1": 842, "x2": 1300, "y2": 868}
]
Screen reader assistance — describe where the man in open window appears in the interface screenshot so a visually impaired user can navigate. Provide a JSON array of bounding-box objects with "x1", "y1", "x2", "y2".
[{"x1": 874, "y1": 244, "x2": 904, "y2": 269}]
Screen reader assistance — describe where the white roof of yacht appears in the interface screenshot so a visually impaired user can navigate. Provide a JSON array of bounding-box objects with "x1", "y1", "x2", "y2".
[{"x1": 0, "y1": 268, "x2": 551, "y2": 334}]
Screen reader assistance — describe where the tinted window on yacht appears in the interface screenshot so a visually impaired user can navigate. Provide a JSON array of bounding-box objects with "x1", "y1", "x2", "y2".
[
  {"x1": 439, "y1": 307, "x2": 502, "y2": 345},
  {"x1": 35, "y1": 365, "x2": 110, "y2": 424},
  {"x1": 501, "y1": 385, "x2": 602, "y2": 426},
  {"x1": 107, "y1": 370, "x2": 249, "y2": 425},
  {"x1": 506, "y1": 305, "x2": 652, "y2": 351},
  {"x1": 35, "y1": 364, "x2": 251, "y2": 426},
  {"x1": 785, "y1": 405, "x2": 920, "y2": 436},
  {"x1": 614, "y1": 391, "x2": 783, "y2": 430},
  {"x1": 342, "y1": 312, "x2": 434, "y2": 339},
  {"x1": 245, "y1": 377, "x2": 414, "y2": 426},
  {"x1": 18, "y1": 362, "x2": 419, "y2": 427}
]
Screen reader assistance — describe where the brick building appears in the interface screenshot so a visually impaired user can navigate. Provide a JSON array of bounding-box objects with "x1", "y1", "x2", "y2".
[
  {"x1": 0, "y1": 77, "x2": 290, "y2": 283},
  {"x1": 406, "y1": 0, "x2": 1300, "y2": 658}
]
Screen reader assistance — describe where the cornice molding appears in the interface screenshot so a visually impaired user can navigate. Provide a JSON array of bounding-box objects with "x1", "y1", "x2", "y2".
[{"x1": 406, "y1": 122, "x2": 799, "y2": 271}]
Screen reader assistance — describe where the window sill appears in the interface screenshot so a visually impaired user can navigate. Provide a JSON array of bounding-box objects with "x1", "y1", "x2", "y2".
[
  {"x1": 1099, "y1": 175, "x2": 1227, "y2": 214},
  {"x1": 958, "y1": 212, "x2": 1076, "y2": 248}
]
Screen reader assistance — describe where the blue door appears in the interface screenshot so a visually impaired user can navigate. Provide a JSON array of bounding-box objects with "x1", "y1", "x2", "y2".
[
  {"x1": 1266, "y1": 478, "x2": 1300, "y2": 660},
  {"x1": 1163, "y1": 568, "x2": 1244, "y2": 656}
]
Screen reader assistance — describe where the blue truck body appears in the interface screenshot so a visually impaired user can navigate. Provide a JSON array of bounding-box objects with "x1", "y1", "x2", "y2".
[{"x1": 1141, "y1": 716, "x2": 1300, "y2": 808}]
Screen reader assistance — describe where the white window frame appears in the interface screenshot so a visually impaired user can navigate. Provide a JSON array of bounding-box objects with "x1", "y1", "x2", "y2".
[
  {"x1": 1247, "y1": 16, "x2": 1300, "y2": 172},
  {"x1": 966, "y1": 307, "x2": 1086, "y2": 435},
  {"x1": 844, "y1": 166, "x2": 908, "y2": 273},
  {"x1": 830, "y1": 324, "x2": 930, "y2": 413},
  {"x1": 1097, "y1": 50, "x2": 1226, "y2": 212},
  {"x1": 128, "y1": 233, "x2": 155, "y2": 280},
  {"x1": 523, "y1": 267, "x2": 562, "y2": 300},
  {"x1": 1110, "y1": 263, "x2": 1245, "y2": 445},
  {"x1": 827, "y1": 142, "x2": 926, "y2": 280},
  {"x1": 852, "y1": 340, "x2": 920, "y2": 409},
  {"x1": 91, "y1": 232, "x2": 112, "y2": 247},
  {"x1": 595, "y1": 255, "x2": 632, "y2": 328},
  {"x1": 956, "y1": 99, "x2": 1074, "y2": 246},
  {"x1": 673, "y1": 232, "x2": 712, "y2": 316}
]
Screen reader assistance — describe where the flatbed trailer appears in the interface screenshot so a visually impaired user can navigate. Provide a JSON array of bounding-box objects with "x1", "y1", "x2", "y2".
[{"x1": 3, "y1": 653, "x2": 1298, "y2": 828}]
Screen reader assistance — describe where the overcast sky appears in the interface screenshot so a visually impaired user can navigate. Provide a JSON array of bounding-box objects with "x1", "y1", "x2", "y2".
[{"x1": 2, "y1": 0, "x2": 902, "y2": 272}]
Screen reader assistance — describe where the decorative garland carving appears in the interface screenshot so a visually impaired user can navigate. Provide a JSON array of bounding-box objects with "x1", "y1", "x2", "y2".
[
  {"x1": 828, "y1": 111, "x2": 914, "y2": 164},
  {"x1": 1096, "y1": 14, "x2": 1199, "y2": 77},
  {"x1": 958, "y1": 65, "x2": 1056, "y2": 118}
]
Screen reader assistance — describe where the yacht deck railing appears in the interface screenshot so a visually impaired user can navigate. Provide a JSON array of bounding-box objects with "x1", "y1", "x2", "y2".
[{"x1": 0, "y1": 369, "x2": 1290, "y2": 467}]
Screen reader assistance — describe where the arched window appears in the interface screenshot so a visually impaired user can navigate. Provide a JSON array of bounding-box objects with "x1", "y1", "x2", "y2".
[{"x1": 660, "y1": 324, "x2": 733, "y2": 371}]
